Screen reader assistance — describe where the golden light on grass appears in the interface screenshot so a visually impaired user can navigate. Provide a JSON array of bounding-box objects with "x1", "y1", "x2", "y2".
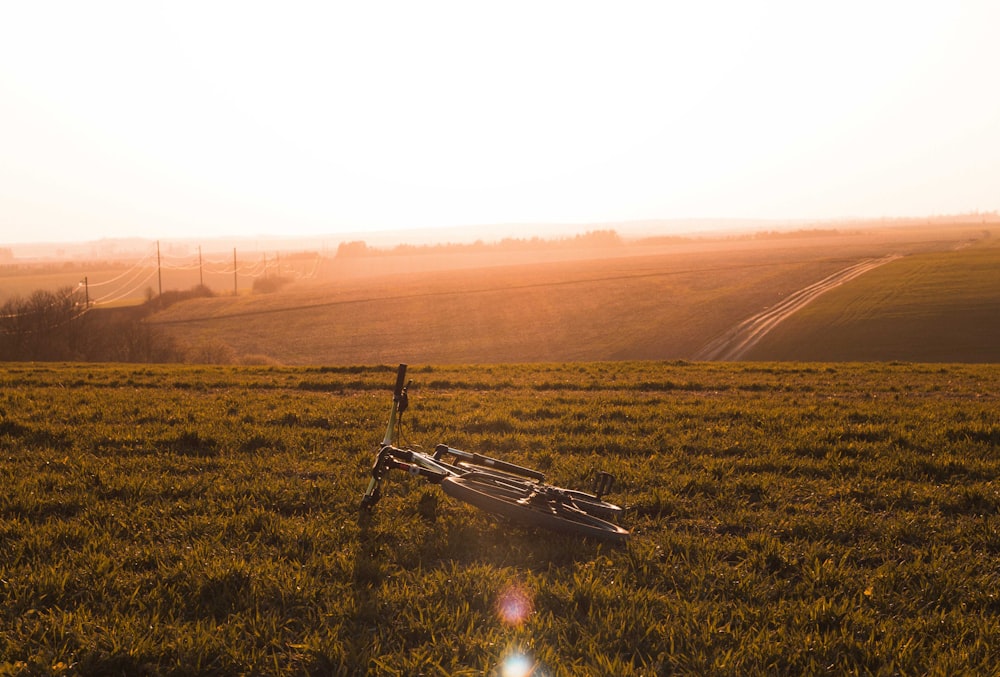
[{"x1": 3, "y1": 362, "x2": 1000, "y2": 672}]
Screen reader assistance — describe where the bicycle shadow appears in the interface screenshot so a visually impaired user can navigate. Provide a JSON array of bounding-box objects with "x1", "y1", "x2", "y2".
[
  {"x1": 345, "y1": 489, "x2": 628, "y2": 670},
  {"x1": 347, "y1": 507, "x2": 385, "y2": 670},
  {"x1": 443, "y1": 511, "x2": 625, "y2": 570},
  {"x1": 361, "y1": 493, "x2": 621, "y2": 573}
]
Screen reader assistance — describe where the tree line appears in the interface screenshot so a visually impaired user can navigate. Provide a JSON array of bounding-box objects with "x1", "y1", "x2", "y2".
[
  {"x1": 336, "y1": 229, "x2": 624, "y2": 258},
  {"x1": 0, "y1": 286, "x2": 211, "y2": 362}
]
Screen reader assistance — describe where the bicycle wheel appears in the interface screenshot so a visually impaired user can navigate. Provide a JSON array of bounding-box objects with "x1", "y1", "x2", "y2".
[{"x1": 440, "y1": 472, "x2": 629, "y2": 543}]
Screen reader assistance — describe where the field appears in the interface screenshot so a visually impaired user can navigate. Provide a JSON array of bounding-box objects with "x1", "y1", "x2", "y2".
[
  {"x1": 144, "y1": 225, "x2": 996, "y2": 365},
  {"x1": 4, "y1": 224, "x2": 995, "y2": 365},
  {"x1": 2, "y1": 361, "x2": 999, "y2": 675}
]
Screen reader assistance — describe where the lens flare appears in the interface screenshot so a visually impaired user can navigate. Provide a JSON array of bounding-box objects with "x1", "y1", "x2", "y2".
[
  {"x1": 500, "y1": 652, "x2": 534, "y2": 677},
  {"x1": 496, "y1": 584, "x2": 533, "y2": 626}
]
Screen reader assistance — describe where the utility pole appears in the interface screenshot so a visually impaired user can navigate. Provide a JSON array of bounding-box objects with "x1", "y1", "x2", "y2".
[
  {"x1": 157, "y1": 240, "x2": 163, "y2": 297},
  {"x1": 233, "y1": 248, "x2": 238, "y2": 296},
  {"x1": 198, "y1": 245, "x2": 204, "y2": 287},
  {"x1": 83, "y1": 276, "x2": 89, "y2": 308}
]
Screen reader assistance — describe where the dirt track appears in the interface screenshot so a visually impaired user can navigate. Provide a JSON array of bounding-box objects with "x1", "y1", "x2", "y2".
[{"x1": 695, "y1": 255, "x2": 902, "y2": 361}]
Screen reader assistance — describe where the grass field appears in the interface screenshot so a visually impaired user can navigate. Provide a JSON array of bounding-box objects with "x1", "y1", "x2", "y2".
[
  {"x1": 749, "y1": 240, "x2": 1000, "y2": 362},
  {"x1": 2, "y1": 361, "x2": 998, "y2": 674}
]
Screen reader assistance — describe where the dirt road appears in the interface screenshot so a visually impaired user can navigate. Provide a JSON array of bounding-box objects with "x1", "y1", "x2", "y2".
[{"x1": 695, "y1": 254, "x2": 902, "y2": 361}]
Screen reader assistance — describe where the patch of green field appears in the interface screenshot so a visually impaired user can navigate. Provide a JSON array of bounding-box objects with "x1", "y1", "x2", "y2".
[
  {"x1": 750, "y1": 241, "x2": 1000, "y2": 362},
  {"x1": 1, "y1": 361, "x2": 998, "y2": 674}
]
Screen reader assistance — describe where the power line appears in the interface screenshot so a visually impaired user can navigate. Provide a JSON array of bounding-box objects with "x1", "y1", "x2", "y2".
[
  {"x1": 91, "y1": 268, "x2": 159, "y2": 306},
  {"x1": 85, "y1": 250, "x2": 158, "y2": 287}
]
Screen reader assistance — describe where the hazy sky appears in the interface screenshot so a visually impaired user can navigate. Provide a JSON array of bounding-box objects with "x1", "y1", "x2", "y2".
[{"x1": 2, "y1": 1, "x2": 998, "y2": 243}]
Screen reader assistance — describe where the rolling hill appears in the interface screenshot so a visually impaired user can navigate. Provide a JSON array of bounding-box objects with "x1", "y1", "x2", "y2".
[
  {"x1": 144, "y1": 225, "x2": 997, "y2": 364},
  {"x1": 746, "y1": 239, "x2": 1000, "y2": 362}
]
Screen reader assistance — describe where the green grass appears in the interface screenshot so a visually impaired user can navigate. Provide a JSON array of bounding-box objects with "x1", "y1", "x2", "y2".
[
  {"x1": 750, "y1": 241, "x2": 1000, "y2": 362},
  {"x1": 1, "y1": 361, "x2": 999, "y2": 675}
]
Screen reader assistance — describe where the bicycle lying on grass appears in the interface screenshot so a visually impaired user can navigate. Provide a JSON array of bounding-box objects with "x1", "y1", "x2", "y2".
[{"x1": 360, "y1": 364, "x2": 630, "y2": 543}]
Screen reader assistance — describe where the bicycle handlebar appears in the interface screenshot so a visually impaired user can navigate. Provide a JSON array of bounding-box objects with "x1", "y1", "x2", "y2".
[{"x1": 393, "y1": 363, "x2": 408, "y2": 400}]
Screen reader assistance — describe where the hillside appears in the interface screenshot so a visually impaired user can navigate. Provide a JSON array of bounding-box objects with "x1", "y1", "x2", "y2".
[
  {"x1": 747, "y1": 239, "x2": 1000, "y2": 362},
  {"x1": 146, "y1": 225, "x2": 995, "y2": 365}
]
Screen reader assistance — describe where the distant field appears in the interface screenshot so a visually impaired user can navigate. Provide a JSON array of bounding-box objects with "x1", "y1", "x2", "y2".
[
  {"x1": 0, "y1": 255, "x2": 321, "y2": 306},
  {"x1": 146, "y1": 226, "x2": 987, "y2": 365},
  {"x1": 0, "y1": 263, "x2": 251, "y2": 306},
  {"x1": 1, "y1": 361, "x2": 998, "y2": 674},
  {"x1": 5, "y1": 224, "x2": 994, "y2": 364},
  {"x1": 748, "y1": 240, "x2": 1000, "y2": 362}
]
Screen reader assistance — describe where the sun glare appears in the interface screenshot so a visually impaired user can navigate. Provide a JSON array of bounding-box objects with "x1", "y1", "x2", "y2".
[
  {"x1": 499, "y1": 652, "x2": 535, "y2": 677},
  {"x1": 496, "y1": 583, "x2": 534, "y2": 627}
]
